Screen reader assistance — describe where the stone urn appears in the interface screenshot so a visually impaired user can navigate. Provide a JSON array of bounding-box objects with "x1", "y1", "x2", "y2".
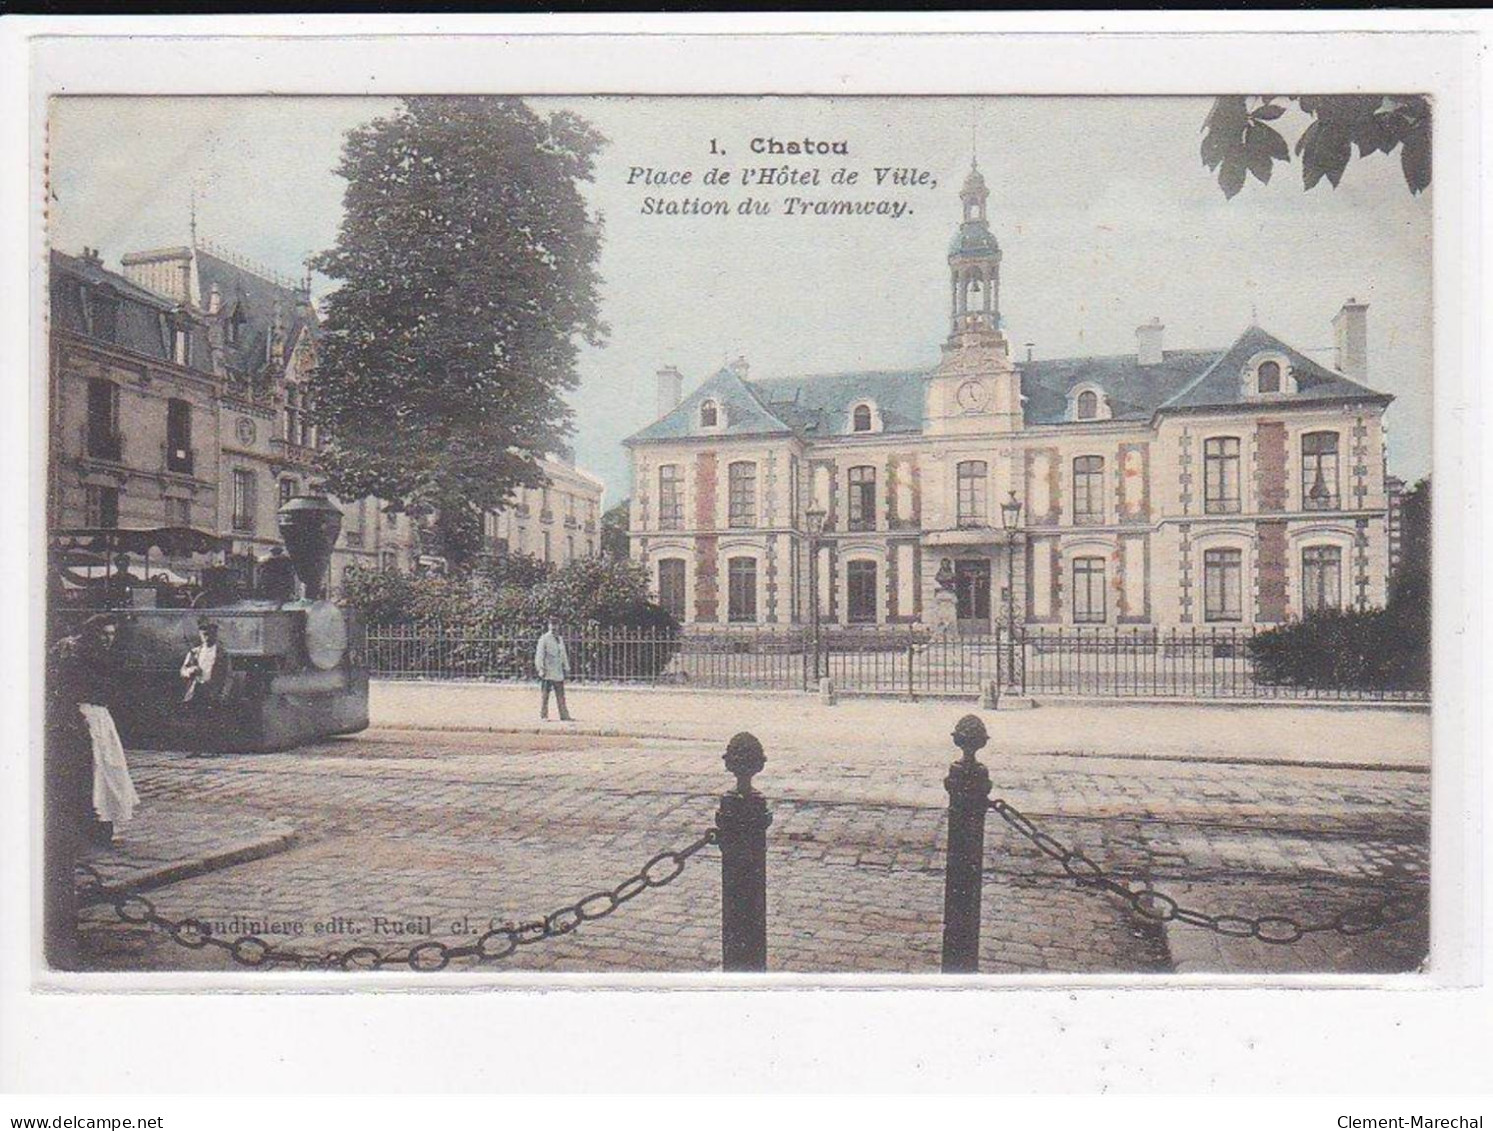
[{"x1": 276, "y1": 494, "x2": 343, "y2": 601}]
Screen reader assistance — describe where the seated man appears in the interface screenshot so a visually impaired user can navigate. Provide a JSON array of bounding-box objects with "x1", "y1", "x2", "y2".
[{"x1": 180, "y1": 618, "x2": 234, "y2": 712}]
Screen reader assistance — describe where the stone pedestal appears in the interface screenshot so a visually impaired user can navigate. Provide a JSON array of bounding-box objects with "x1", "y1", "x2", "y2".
[{"x1": 932, "y1": 588, "x2": 958, "y2": 631}]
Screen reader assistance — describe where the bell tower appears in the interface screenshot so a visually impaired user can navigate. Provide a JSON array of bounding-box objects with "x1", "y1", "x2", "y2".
[{"x1": 927, "y1": 160, "x2": 1021, "y2": 436}]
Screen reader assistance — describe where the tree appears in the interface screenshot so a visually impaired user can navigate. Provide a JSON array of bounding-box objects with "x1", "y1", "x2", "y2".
[
  {"x1": 309, "y1": 97, "x2": 608, "y2": 569},
  {"x1": 1201, "y1": 96, "x2": 1430, "y2": 199},
  {"x1": 600, "y1": 497, "x2": 631, "y2": 559}
]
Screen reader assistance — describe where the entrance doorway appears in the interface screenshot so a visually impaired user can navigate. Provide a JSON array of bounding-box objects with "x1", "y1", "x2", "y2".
[{"x1": 954, "y1": 558, "x2": 992, "y2": 634}]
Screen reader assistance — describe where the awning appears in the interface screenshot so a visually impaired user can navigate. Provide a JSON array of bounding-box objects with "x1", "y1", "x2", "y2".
[{"x1": 51, "y1": 526, "x2": 232, "y2": 557}]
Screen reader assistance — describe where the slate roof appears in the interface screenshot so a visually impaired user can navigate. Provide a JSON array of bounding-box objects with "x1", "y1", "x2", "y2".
[
  {"x1": 624, "y1": 325, "x2": 1391, "y2": 445},
  {"x1": 50, "y1": 249, "x2": 214, "y2": 374},
  {"x1": 754, "y1": 370, "x2": 928, "y2": 437},
  {"x1": 1157, "y1": 323, "x2": 1390, "y2": 412},
  {"x1": 194, "y1": 248, "x2": 315, "y2": 379},
  {"x1": 1019, "y1": 349, "x2": 1221, "y2": 424}
]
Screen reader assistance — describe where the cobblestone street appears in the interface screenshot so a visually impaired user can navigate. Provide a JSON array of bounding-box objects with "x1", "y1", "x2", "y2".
[{"x1": 76, "y1": 694, "x2": 1430, "y2": 976}]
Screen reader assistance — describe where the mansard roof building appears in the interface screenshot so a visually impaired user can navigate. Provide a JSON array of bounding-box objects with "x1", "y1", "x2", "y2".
[{"x1": 624, "y1": 163, "x2": 1395, "y2": 631}]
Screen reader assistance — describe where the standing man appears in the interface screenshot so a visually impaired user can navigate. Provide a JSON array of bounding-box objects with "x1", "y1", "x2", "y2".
[
  {"x1": 181, "y1": 618, "x2": 234, "y2": 712},
  {"x1": 535, "y1": 621, "x2": 573, "y2": 722}
]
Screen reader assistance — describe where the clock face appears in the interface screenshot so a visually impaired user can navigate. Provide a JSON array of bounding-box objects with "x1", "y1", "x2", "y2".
[
  {"x1": 956, "y1": 380, "x2": 988, "y2": 411},
  {"x1": 236, "y1": 416, "x2": 257, "y2": 445}
]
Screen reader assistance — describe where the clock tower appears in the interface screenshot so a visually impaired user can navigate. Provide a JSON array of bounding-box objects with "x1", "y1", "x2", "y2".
[{"x1": 926, "y1": 160, "x2": 1022, "y2": 436}]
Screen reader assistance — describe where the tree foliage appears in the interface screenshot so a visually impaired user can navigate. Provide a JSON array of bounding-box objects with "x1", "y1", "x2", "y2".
[
  {"x1": 600, "y1": 497, "x2": 631, "y2": 559},
  {"x1": 1201, "y1": 95, "x2": 1430, "y2": 199},
  {"x1": 309, "y1": 97, "x2": 609, "y2": 569},
  {"x1": 342, "y1": 553, "x2": 673, "y2": 631}
]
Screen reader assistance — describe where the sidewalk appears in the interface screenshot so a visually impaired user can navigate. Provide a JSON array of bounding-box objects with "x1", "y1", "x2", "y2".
[
  {"x1": 370, "y1": 681, "x2": 1432, "y2": 771},
  {"x1": 77, "y1": 805, "x2": 297, "y2": 897}
]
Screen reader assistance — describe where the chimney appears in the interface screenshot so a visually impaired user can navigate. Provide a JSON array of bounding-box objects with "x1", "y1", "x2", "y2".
[
  {"x1": 1332, "y1": 298, "x2": 1368, "y2": 382},
  {"x1": 120, "y1": 246, "x2": 195, "y2": 304},
  {"x1": 1136, "y1": 317, "x2": 1165, "y2": 366},
  {"x1": 1024, "y1": 342, "x2": 1035, "y2": 363},
  {"x1": 207, "y1": 282, "x2": 222, "y2": 314},
  {"x1": 656, "y1": 365, "x2": 683, "y2": 420}
]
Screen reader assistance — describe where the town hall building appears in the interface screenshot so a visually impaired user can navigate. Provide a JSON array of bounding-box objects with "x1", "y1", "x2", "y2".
[{"x1": 624, "y1": 163, "x2": 1396, "y2": 631}]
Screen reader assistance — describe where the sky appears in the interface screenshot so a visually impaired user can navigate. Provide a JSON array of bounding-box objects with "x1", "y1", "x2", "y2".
[{"x1": 48, "y1": 96, "x2": 1434, "y2": 503}]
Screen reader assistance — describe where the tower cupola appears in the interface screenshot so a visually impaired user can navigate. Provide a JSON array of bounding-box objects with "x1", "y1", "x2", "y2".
[{"x1": 947, "y1": 159, "x2": 1003, "y2": 344}]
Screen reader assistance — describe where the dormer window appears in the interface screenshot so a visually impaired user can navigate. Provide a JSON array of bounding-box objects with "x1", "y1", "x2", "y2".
[
  {"x1": 1068, "y1": 384, "x2": 1110, "y2": 422},
  {"x1": 852, "y1": 404, "x2": 873, "y2": 433},
  {"x1": 1245, "y1": 352, "x2": 1296, "y2": 397},
  {"x1": 699, "y1": 400, "x2": 719, "y2": 428}
]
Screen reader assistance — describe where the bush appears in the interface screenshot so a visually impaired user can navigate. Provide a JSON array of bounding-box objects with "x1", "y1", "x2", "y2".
[
  {"x1": 345, "y1": 554, "x2": 681, "y2": 680},
  {"x1": 1247, "y1": 606, "x2": 1428, "y2": 693}
]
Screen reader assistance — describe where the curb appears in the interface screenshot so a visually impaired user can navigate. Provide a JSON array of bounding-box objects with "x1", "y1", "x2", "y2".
[{"x1": 82, "y1": 828, "x2": 299, "y2": 899}]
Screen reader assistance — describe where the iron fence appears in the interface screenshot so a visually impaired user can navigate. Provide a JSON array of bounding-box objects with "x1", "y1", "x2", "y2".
[{"x1": 364, "y1": 622, "x2": 1428, "y2": 703}]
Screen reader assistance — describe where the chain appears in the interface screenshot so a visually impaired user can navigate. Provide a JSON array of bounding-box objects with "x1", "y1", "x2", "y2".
[
  {"x1": 74, "y1": 828, "x2": 719, "y2": 972},
  {"x1": 987, "y1": 798, "x2": 1426, "y2": 944}
]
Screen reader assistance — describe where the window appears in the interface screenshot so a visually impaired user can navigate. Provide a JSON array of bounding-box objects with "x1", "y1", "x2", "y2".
[
  {"x1": 345, "y1": 499, "x2": 366, "y2": 547},
  {"x1": 727, "y1": 557, "x2": 757, "y2": 622},
  {"x1": 700, "y1": 400, "x2": 718, "y2": 428},
  {"x1": 279, "y1": 478, "x2": 298, "y2": 506},
  {"x1": 541, "y1": 487, "x2": 552, "y2": 520},
  {"x1": 86, "y1": 484, "x2": 119, "y2": 528},
  {"x1": 228, "y1": 307, "x2": 246, "y2": 347},
  {"x1": 1073, "y1": 456, "x2": 1105, "y2": 525},
  {"x1": 1302, "y1": 545, "x2": 1343, "y2": 613},
  {"x1": 166, "y1": 398, "x2": 193, "y2": 473},
  {"x1": 1076, "y1": 390, "x2": 1098, "y2": 420},
  {"x1": 284, "y1": 384, "x2": 303, "y2": 446},
  {"x1": 566, "y1": 533, "x2": 575, "y2": 560},
  {"x1": 89, "y1": 293, "x2": 119, "y2": 343},
  {"x1": 658, "y1": 559, "x2": 687, "y2": 621},
  {"x1": 381, "y1": 550, "x2": 397, "y2": 572},
  {"x1": 1072, "y1": 557, "x2": 1106, "y2": 623},
  {"x1": 86, "y1": 378, "x2": 120, "y2": 461},
  {"x1": 1203, "y1": 437, "x2": 1241, "y2": 514},
  {"x1": 1257, "y1": 360, "x2": 1282, "y2": 394},
  {"x1": 167, "y1": 496, "x2": 191, "y2": 527},
  {"x1": 172, "y1": 325, "x2": 191, "y2": 367},
  {"x1": 542, "y1": 531, "x2": 551, "y2": 563},
  {"x1": 231, "y1": 469, "x2": 257, "y2": 533},
  {"x1": 847, "y1": 560, "x2": 878, "y2": 624},
  {"x1": 957, "y1": 460, "x2": 988, "y2": 528},
  {"x1": 658, "y1": 464, "x2": 683, "y2": 530},
  {"x1": 789, "y1": 455, "x2": 800, "y2": 526},
  {"x1": 728, "y1": 461, "x2": 757, "y2": 528},
  {"x1": 1204, "y1": 547, "x2": 1243, "y2": 622},
  {"x1": 1301, "y1": 431, "x2": 1340, "y2": 511},
  {"x1": 852, "y1": 404, "x2": 873, "y2": 433},
  {"x1": 847, "y1": 465, "x2": 876, "y2": 531},
  {"x1": 482, "y1": 510, "x2": 504, "y2": 554}
]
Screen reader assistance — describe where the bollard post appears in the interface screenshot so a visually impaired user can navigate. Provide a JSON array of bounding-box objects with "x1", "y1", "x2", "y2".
[
  {"x1": 940, "y1": 714, "x2": 993, "y2": 974},
  {"x1": 717, "y1": 731, "x2": 771, "y2": 972}
]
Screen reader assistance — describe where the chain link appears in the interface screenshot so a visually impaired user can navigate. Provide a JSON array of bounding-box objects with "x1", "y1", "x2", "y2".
[
  {"x1": 74, "y1": 828, "x2": 718, "y2": 972},
  {"x1": 987, "y1": 798, "x2": 1426, "y2": 944}
]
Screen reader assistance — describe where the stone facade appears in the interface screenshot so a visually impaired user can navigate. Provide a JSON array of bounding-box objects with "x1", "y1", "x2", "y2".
[
  {"x1": 49, "y1": 245, "x2": 420, "y2": 592},
  {"x1": 623, "y1": 164, "x2": 1396, "y2": 631},
  {"x1": 479, "y1": 455, "x2": 604, "y2": 567}
]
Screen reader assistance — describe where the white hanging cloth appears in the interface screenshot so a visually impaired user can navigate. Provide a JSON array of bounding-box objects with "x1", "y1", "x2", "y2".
[{"x1": 79, "y1": 702, "x2": 140, "y2": 826}]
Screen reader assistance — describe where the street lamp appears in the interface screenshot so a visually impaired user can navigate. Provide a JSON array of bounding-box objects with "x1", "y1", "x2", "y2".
[
  {"x1": 805, "y1": 505, "x2": 827, "y2": 683},
  {"x1": 999, "y1": 491, "x2": 1023, "y2": 687}
]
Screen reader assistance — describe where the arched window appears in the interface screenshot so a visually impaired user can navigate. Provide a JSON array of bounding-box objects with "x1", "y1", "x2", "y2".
[
  {"x1": 699, "y1": 400, "x2": 718, "y2": 428},
  {"x1": 1076, "y1": 390, "x2": 1098, "y2": 420},
  {"x1": 1257, "y1": 360, "x2": 1282, "y2": 394},
  {"x1": 852, "y1": 404, "x2": 873, "y2": 433}
]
